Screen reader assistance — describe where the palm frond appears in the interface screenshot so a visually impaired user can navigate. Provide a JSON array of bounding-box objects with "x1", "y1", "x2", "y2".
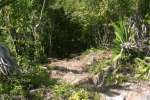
[{"x1": 112, "y1": 20, "x2": 130, "y2": 55}]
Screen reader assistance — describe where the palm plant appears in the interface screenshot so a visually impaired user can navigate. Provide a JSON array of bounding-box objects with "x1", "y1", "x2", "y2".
[{"x1": 113, "y1": 20, "x2": 129, "y2": 61}]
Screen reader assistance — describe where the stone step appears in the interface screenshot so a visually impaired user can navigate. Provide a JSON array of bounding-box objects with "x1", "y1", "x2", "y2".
[
  {"x1": 49, "y1": 70, "x2": 93, "y2": 86},
  {"x1": 49, "y1": 70, "x2": 150, "y2": 100},
  {"x1": 47, "y1": 50, "x2": 112, "y2": 73},
  {"x1": 48, "y1": 60, "x2": 89, "y2": 73}
]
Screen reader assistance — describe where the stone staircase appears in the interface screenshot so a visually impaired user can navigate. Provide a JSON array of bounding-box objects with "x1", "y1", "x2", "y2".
[
  {"x1": 46, "y1": 50, "x2": 111, "y2": 86},
  {"x1": 43, "y1": 50, "x2": 150, "y2": 100}
]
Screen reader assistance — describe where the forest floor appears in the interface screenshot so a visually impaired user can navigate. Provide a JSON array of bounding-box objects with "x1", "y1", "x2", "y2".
[{"x1": 43, "y1": 50, "x2": 150, "y2": 100}]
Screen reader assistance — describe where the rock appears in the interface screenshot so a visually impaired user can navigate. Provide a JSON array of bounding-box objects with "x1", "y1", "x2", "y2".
[
  {"x1": 100, "y1": 89, "x2": 150, "y2": 100},
  {"x1": 63, "y1": 72, "x2": 92, "y2": 85},
  {"x1": 29, "y1": 88, "x2": 54, "y2": 100},
  {"x1": 49, "y1": 60, "x2": 87, "y2": 73},
  {"x1": 81, "y1": 51, "x2": 112, "y2": 65},
  {"x1": 50, "y1": 70, "x2": 93, "y2": 85},
  {"x1": 48, "y1": 50, "x2": 112, "y2": 73},
  {"x1": 44, "y1": 92, "x2": 54, "y2": 100},
  {"x1": 105, "y1": 95, "x2": 125, "y2": 100},
  {"x1": 125, "y1": 82, "x2": 150, "y2": 100},
  {"x1": 47, "y1": 50, "x2": 150, "y2": 100},
  {"x1": 126, "y1": 91, "x2": 150, "y2": 100},
  {"x1": 100, "y1": 81, "x2": 150, "y2": 100},
  {"x1": 49, "y1": 70, "x2": 65, "y2": 79}
]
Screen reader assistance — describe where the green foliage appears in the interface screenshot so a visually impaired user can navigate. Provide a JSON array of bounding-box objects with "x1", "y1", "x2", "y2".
[
  {"x1": 112, "y1": 19, "x2": 137, "y2": 63},
  {"x1": 89, "y1": 59, "x2": 112, "y2": 74},
  {"x1": 53, "y1": 0, "x2": 135, "y2": 50},
  {"x1": 0, "y1": 65, "x2": 57, "y2": 97},
  {"x1": 52, "y1": 84, "x2": 91, "y2": 100},
  {"x1": 53, "y1": 84, "x2": 74, "y2": 99},
  {"x1": 0, "y1": 0, "x2": 46, "y2": 64},
  {"x1": 0, "y1": 0, "x2": 150, "y2": 98},
  {"x1": 106, "y1": 72, "x2": 128, "y2": 86},
  {"x1": 134, "y1": 57, "x2": 150, "y2": 80},
  {"x1": 69, "y1": 89, "x2": 90, "y2": 100},
  {"x1": 112, "y1": 17, "x2": 150, "y2": 83},
  {"x1": 113, "y1": 20, "x2": 130, "y2": 55},
  {"x1": 0, "y1": 0, "x2": 140, "y2": 58}
]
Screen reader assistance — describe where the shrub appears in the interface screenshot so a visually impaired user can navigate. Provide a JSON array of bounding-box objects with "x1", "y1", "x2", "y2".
[
  {"x1": 134, "y1": 57, "x2": 150, "y2": 80},
  {"x1": 0, "y1": 65, "x2": 57, "y2": 98},
  {"x1": 53, "y1": 84, "x2": 74, "y2": 99},
  {"x1": 69, "y1": 89, "x2": 90, "y2": 100}
]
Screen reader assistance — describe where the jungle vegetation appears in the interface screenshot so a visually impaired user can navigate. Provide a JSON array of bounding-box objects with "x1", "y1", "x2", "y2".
[{"x1": 0, "y1": 0, "x2": 150, "y2": 99}]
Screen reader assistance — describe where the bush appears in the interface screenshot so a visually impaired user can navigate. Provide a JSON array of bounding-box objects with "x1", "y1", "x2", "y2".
[
  {"x1": 89, "y1": 59, "x2": 112, "y2": 74},
  {"x1": 53, "y1": 84, "x2": 74, "y2": 99},
  {"x1": 69, "y1": 89, "x2": 90, "y2": 100},
  {"x1": 0, "y1": 65, "x2": 57, "y2": 98}
]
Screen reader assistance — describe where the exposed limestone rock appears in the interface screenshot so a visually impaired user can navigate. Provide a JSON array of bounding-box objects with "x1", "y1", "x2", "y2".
[
  {"x1": 48, "y1": 50, "x2": 112, "y2": 73},
  {"x1": 46, "y1": 49, "x2": 150, "y2": 100},
  {"x1": 49, "y1": 60, "x2": 87, "y2": 73},
  {"x1": 102, "y1": 94, "x2": 125, "y2": 100},
  {"x1": 50, "y1": 70, "x2": 93, "y2": 85},
  {"x1": 100, "y1": 82, "x2": 150, "y2": 100},
  {"x1": 63, "y1": 72, "x2": 92, "y2": 85}
]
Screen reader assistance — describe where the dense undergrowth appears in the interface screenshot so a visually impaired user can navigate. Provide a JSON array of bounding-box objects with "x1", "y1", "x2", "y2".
[{"x1": 0, "y1": 0, "x2": 150, "y2": 99}]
